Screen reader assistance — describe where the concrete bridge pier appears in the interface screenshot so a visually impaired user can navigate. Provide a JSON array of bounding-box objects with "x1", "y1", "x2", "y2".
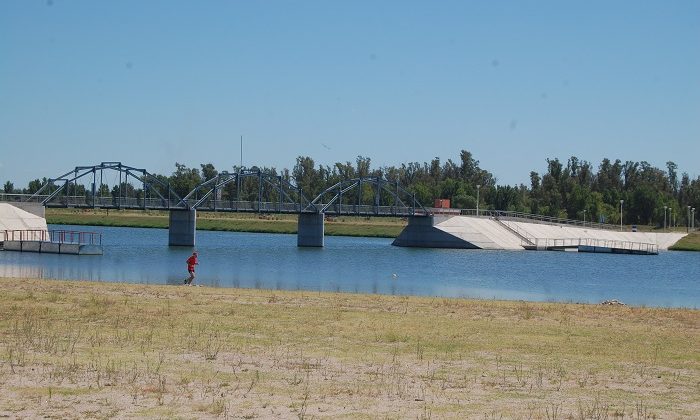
[
  {"x1": 297, "y1": 213, "x2": 324, "y2": 247},
  {"x1": 392, "y1": 215, "x2": 479, "y2": 248},
  {"x1": 169, "y1": 209, "x2": 197, "y2": 247}
]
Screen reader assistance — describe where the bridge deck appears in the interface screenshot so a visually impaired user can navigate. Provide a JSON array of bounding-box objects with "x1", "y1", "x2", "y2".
[{"x1": 37, "y1": 199, "x2": 427, "y2": 217}]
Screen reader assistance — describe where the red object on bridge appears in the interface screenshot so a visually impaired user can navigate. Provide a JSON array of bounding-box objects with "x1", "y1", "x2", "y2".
[{"x1": 434, "y1": 199, "x2": 450, "y2": 208}]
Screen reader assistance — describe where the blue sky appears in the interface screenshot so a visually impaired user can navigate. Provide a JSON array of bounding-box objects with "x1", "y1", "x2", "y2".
[{"x1": 1, "y1": 0, "x2": 699, "y2": 187}]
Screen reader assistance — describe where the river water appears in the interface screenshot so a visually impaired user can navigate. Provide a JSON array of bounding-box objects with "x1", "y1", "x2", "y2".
[{"x1": 1, "y1": 225, "x2": 698, "y2": 308}]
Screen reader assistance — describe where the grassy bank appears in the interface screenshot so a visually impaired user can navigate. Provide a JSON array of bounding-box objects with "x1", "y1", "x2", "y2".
[
  {"x1": 0, "y1": 278, "x2": 698, "y2": 418},
  {"x1": 46, "y1": 208, "x2": 406, "y2": 238},
  {"x1": 669, "y1": 231, "x2": 700, "y2": 251}
]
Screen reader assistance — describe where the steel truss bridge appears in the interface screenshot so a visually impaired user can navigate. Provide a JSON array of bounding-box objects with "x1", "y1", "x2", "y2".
[{"x1": 22, "y1": 162, "x2": 429, "y2": 217}]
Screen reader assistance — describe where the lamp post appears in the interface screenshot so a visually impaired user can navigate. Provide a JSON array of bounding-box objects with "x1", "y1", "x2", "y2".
[
  {"x1": 671, "y1": 208, "x2": 675, "y2": 230},
  {"x1": 620, "y1": 199, "x2": 624, "y2": 232},
  {"x1": 688, "y1": 206, "x2": 692, "y2": 233},
  {"x1": 476, "y1": 185, "x2": 481, "y2": 217},
  {"x1": 583, "y1": 209, "x2": 587, "y2": 226},
  {"x1": 664, "y1": 205, "x2": 667, "y2": 231},
  {"x1": 693, "y1": 208, "x2": 696, "y2": 231}
]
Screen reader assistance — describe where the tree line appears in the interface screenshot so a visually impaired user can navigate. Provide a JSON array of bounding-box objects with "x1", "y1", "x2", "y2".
[{"x1": 2, "y1": 150, "x2": 698, "y2": 226}]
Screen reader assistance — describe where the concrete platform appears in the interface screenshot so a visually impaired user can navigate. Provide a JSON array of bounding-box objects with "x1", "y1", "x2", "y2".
[{"x1": 1, "y1": 240, "x2": 103, "y2": 255}]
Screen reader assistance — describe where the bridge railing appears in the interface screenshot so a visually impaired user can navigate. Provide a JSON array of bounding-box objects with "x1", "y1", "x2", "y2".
[
  {"x1": 2, "y1": 194, "x2": 428, "y2": 216},
  {"x1": 198, "y1": 201, "x2": 429, "y2": 216},
  {"x1": 0, "y1": 193, "x2": 49, "y2": 203},
  {"x1": 494, "y1": 218, "x2": 536, "y2": 246},
  {"x1": 40, "y1": 196, "x2": 185, "y2": 209},
  {"x1": 324, "y1": 204, "x2": 429, "y2": 216},
  {"x1": 1, "y1": 229, "x2": 102, "y2": 245},
  {"x1": 202, "y1": 200, "x2": 308, "y2": 213},
  {"x1": 461, "y1": 209, "x2": 620, "y2": 231}
]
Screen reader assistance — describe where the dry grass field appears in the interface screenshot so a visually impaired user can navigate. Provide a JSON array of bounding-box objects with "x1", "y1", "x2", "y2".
[{"x1": 0, "y1": 277, "x2": 698, "y2": 419}]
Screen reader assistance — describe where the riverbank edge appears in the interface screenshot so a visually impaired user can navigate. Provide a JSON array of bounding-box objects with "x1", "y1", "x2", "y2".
[
  {"x1": 2, "y1": 275, "x2": 698, "y2": 310},
  {"x1": 669, "y1": 231, "x2": 700, "y2": 251},
  {"x1": 46, "y1": 211, "x2": 404, "y2": 238}
]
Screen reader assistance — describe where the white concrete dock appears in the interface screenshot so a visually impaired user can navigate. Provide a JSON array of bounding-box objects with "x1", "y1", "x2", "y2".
[{"x1": 1, "y1": 203, "x2": 102, "y2": 255}]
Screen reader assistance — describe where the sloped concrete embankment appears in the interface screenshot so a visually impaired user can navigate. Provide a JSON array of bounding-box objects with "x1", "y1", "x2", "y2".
[
  {"x1": 504, "y1": 221, "x2": 685, "y2": 251},
  {"x1": 393, "y1": 215, "x2": 523, "y2": 249},
  {"x1": 392, "y1": 215, "x2": 686, "y2": 250}
]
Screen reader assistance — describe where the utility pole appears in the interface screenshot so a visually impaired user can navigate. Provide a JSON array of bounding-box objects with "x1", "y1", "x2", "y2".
[
  {"x1": 476, "y1": 185, "x2": 481, "y2": 216},
  {"x1": 620, "y1": 199, "x2": 624, "y2": 232},
  {"x1": 672, "y1": 208, "x2": 675, "y2": 229}
]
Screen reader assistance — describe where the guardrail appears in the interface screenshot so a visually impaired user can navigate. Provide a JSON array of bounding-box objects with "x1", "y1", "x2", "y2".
[
  {"x1": 1, "y1": 229, "x2": 102, "y2": 246},
  {"x1": 530, "y1": 237, "x2": 658, "y2": 254},
  {"x1": 460, "y1": 208, "x2": 621, "y2": 231},
  {"x1": 12, "y1": 195, "x2": 430, "y2": 216},
  {"x1": 0, "y1": 193, "x2": 49, "y2": 203},
  {"x1": 494, "y1": 219, "x2": 536, "y2": 246}
]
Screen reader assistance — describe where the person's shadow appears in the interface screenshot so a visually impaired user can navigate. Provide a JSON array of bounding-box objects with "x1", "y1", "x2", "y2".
[{"x1": 165, "y1": 275, "x2": 187, "y2": 286}]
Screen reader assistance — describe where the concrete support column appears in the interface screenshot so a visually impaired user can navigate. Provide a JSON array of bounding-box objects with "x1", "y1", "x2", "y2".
[
  {"x1": 169, "y1": 209, "x2": 196, "y2": 246},
  {"x1": 392, "y1": 215, "x2": 477, "y2": 248},
  {"x1": 297, "y1": 213, "x2": 324, "y2": 247}
]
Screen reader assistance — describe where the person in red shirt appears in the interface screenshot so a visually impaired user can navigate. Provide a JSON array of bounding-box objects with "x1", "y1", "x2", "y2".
[{"x1": 185, "y1": 251, "x2": 198, "y2": 285}]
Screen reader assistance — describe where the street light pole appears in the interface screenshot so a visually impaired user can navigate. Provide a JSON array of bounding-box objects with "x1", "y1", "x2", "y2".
[
  {"x1": 688, "y1": 206, "x2": 691, "y2": 233},
  {"x1": 583, "y1": 209, "x2": 587, "y2": 226},
  {"x1": 664, "y1": 205, "x2": 667, "y2": 231},
  {"x1": 672, "y1": 208, "x2": 675, "y2": 230},
  {"x1": 476, "y1": 185, "x2": 481, "y2": 217},
  {"x1": 693, "y1": 208, "x2": 696, "y2": 231},
  {"x1": 620, "y1": 199, "x2": 624, "y2": 232}
]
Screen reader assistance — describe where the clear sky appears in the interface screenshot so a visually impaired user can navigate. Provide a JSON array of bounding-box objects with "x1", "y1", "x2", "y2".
[{"x1": 1, "y1": 0, "x2": 699, "y2": 188}]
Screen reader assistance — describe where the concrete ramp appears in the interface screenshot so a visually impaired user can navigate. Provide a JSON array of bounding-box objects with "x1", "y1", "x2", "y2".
[
  {"x1": 393, "y1": 215, "x2": 687, "y2": 252},
  {"x1": 392, "y1": 215, "x2": 480, "y2": 248},
  {"x1": 393, "y1": 215, "x2": 524, "y2": 249},
  {"x1": 0, "y1": 203, "x2": 48, "y2": 239},
  {"x1": 435, "y1": 216, "x2": 523, "y2": 250}
]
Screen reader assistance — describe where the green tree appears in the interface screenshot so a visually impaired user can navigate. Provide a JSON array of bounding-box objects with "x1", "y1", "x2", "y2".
[
  {"x1": 200, "y1": 163, "x2": 218, "y2": 181},
  {"x1": 26, "y1": 178, "x2": 45, "y2": 194},
  {"x1": 170, "y1": 163, "x2": 202, "y2": 198},
  {"x1": 293, "y1": 156, "x2": 319, "y2": 197},
  {"x1": 3, "y1": 181, "x2": 14, "y2": 194}
]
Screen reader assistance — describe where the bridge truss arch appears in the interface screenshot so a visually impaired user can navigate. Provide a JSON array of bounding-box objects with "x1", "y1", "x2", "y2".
[
  {"x1": 27, "y1": 162, "x2": 185, "y2": 210},
  {"x1": 182, "y1": 168, "x2": 316, "y2": 213},
  {"x1": 309, "y1": 177, "x2": 429, "y2": 217},
  {"x1": 22, "y1": 163, "x2": 429, "y2": 217}
]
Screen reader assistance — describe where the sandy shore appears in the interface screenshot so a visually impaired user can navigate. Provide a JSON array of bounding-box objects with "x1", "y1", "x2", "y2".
[{"x1": 0, "y1": 277, "x2": 698, "y2": 418}]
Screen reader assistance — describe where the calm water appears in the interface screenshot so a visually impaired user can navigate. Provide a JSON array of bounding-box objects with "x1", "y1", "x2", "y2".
[{"x1": 1, "y1": 225, "x2": 698, "y2": 308}]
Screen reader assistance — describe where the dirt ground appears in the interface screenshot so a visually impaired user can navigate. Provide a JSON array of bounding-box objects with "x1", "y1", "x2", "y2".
[{"x1": 0, "y1": 278, "x2": 698, "y2": 419}]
